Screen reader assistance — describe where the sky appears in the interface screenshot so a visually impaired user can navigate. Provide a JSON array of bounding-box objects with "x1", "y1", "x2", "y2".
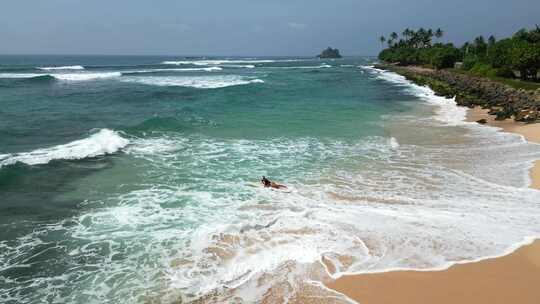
[{"x1": 1, "y1": 0, "x2": 539, "y2": 56}]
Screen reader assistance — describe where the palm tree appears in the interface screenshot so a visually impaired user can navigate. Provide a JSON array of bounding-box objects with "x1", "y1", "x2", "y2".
[
  {"x1": 474, "y1": 36, "x2": 487, "y2": 56},
  {"x1": 417, "y1": 28, "x2": 426, "y2": 48},
  {"x1": 427, "y1": 29, "x2": 434, "y2": 46},
  {"x1": 474, "y1": 35, "x2": 486, "y2": 46},
  {"x1": 390, "y1": 32, "x2": 399, "y2": 41},
  {"x1": 435, "y1": 28, "x2": 444, "y2": 42},
  {"x1": 488, "y1": 35, "x2": 496, "y2": 46},
  {"x1": 402, "y1": 28, "x2": 411, "y2": 42},
  {"x1": 463, "y1": 42, "x2": 470, "y2": 55},
  {"x1": 487, "y1": 35, "x2": 496, "y2": 57},
  {"x1": 379, "y1": 36, "x2": 386, "y2": 49}
]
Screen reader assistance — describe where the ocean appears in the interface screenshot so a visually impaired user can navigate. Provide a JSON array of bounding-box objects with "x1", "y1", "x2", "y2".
[{"x1": 1, "y1": 55, "x2": 540, "y2": 303}]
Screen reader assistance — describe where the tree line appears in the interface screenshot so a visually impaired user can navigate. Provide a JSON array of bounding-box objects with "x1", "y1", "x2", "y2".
[{"x1": 378, "y1": 26, "x2": 540, "y2": 81}]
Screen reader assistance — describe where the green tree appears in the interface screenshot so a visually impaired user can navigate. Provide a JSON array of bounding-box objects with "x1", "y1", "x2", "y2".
[
  {"x1": 510, "y1": 40, "x2": 540, "y2": 80},
  {"x1": 435, "y1": 28, "x2": 444, "y2": 42},
  {"x1": 488, "y1": 35, "x2": 496, "y2": 46},
  {"x1": 431, "y1": 46, "x2": 461, "y2": 69},
  {"x1": 487, "y1": 38, "x2": 513, "y2": 68},
  {"x1": 390, "y1": 32, "x2": 399, "y2": 42},
  {"x1": 474, "y1": 36, "x2": 487, "y2": 56},
  {"x1": 379, "y1": 36, "x2": 386, "y2": 49}
]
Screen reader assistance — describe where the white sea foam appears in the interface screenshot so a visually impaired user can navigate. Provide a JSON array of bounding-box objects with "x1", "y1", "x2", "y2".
[
  {"x1": 267, "y1": 63, "x2": 332, "y2": 69},
  {"x1": 121, "y1": 75, "x2": 264, "y2": 89},
  {"x1": 126, "y1": 67, "x2": 222, "y2": 74},
  {"x1": 0, "y1": 72, "x2": 121, "y2": 81},
  {"x1": 4, "y1": 64, "x2": 540, "y2": 303},
  {"x1": 123, "y1": 134, "x2": 540, "y2": 301},
  {"x1": 220, "y1": 64, "x2": 256, "y2": 69},
  {"x1": 0, "y1": 129, "x2": 129, "y2": 167},
  {"x1": 38, "y1": 65, "x2": 85, "y2": 70},
  {"x1": 52, "y1": 72, "x2": 122, "y2": 81},
  {"x1": 0, "y1": 73, "x2": 44, "y2": 78},
  {"x1": 161, "y1": 59, "x2": 306, "y2": 66},
  {"x1": 3, "y1": 132, "x2": 540, "y2": 303},
  {"x1": 360, "y1": 66, "x2": 467, "y2": 125}
]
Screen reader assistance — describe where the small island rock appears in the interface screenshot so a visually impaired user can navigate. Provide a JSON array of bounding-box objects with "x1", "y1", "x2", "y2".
[{"x1": 318, "y1": 47, "x2": 342, "y2": 58}]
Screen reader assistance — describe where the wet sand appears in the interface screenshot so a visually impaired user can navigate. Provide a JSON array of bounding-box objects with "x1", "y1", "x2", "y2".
[
  {"x1": 467, "y1": 107, "x2": 540, "y2": 190},
  {"x1": 326, "y1": 107, "x2": 540, "y2": 304}
]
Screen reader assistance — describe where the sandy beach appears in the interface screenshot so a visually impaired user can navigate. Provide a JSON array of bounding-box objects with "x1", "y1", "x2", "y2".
[{"x1": 326, "y1": 107, "x2": 540, "y2": 304}]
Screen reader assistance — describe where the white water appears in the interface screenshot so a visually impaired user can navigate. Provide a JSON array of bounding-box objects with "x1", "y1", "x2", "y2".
[
  {"x1": 124, "y1": 67, "x2": 222, "y2": 74},
  {"x1": 0, "y1": 73, "x2": 44, "y2": 78},
  {"x1": 360, "y1": 65, "x2": 468, "y2": 125},
  {"x1": 0, "y1": 72, "x2": 122, "y2": 81},
  {"x1": 161, "y1": 59, "x2": 306, "y2": 66},
  {"x1": 121, "y1": 75, "x2": 264, "y2": 89},
  {"x1": 38, "y1": 65, "x2": 85, "y2": 70},
  {"x1": 3, "y1": 64, "x2": 540, "y2": 304},
  {"x1": 265, "y1": 63, "x2": 332, "y2": 69},
  {"x1": 112, "y1": 130, "x2": 540, "y2": 302},
  {"x1": 52, "y1": 72, "x2": 122, "y2": 81},
  {"x1": 0, "y1": 129, "x2": 129, "y2": 167}
]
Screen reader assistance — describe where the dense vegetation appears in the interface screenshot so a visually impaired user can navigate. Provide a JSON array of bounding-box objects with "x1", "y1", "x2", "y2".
[
  {"x1": 379, "y1": 26, "x2": 540, "y2": 81},
  {"x1": 318, "y1": 47, "x2": 342, "y2": 58}
]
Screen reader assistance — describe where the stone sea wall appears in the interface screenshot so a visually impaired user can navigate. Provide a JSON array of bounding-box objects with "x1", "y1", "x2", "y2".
[{"x1": 376, "y1": 64, "x2": 540, "y2": 122}]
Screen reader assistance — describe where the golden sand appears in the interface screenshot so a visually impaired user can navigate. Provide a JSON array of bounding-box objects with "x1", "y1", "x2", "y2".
[{"x1": 326, "y1": 107, "x2": 540, "y2": 304}]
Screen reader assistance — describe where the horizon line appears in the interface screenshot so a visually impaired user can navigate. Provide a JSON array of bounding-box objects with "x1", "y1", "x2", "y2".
[{"x1": 0, "y1": 53, "x2": 378, "y2": 58}]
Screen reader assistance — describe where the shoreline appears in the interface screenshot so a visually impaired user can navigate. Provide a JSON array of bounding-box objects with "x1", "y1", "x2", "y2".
[
  {"x1": 326, "y1": 69, "x2": 540, "y2": 304},
  {"x1": 467, "y1": 106, "x2": 540, "y2": 190}
]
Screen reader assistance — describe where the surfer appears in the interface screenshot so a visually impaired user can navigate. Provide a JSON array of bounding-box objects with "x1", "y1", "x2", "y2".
[{"x1": 261, "y1": 176, "x2": 287, "y2": 189}]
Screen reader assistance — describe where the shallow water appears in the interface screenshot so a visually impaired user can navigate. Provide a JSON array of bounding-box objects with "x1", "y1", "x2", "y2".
[{"x1": 1, "y1": 56, "x2": 539, "y2": 303}]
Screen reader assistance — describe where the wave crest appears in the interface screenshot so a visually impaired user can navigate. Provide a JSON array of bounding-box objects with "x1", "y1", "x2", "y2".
[
  {"x1": 121, "y1": 75, "x2": 264, "y2": 89},
  {"x1": 0, "y1": 129, "x2": 129, "y2": 168},
  {"x1": 52, "y1": 72, "x2": 122, "y2": 81},
  {"x1": 38, "y1": 65, "x2": 85, "y2": 71}
]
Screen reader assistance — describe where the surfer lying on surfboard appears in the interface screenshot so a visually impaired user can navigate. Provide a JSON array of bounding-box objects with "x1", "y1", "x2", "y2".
[{"x1": 261, "y1": 176, "x2": 287, "y2": 189}]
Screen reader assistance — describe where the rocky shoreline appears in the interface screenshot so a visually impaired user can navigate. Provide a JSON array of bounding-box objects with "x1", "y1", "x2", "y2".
[{"x1": 375, "y1": 64, "x2": 540, "y2": 123}]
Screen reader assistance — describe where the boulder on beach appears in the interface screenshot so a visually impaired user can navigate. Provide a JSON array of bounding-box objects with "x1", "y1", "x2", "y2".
[{"x1": 476, "y1": 119, "x2": 488, "y2": 124}]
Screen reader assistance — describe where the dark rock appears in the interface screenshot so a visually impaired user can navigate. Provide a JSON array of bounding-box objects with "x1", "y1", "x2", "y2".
[
  {"x1": 515, "y1": 109, "x2": 539, "y2": 122},
  {"x1": 317, "y1": 47, "x2": 342, "y2": 59},
  {"x1": 378, "y1": 64, "x2": 539, "y2": 123},
  {"x1": 476, "y1": 119, "x2": 487, "y2": 124}
]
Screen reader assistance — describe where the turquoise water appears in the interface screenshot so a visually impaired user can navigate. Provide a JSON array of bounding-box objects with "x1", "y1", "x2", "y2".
[{"x1": 1, "y1": 56, "x2": 540, "y2": 303}]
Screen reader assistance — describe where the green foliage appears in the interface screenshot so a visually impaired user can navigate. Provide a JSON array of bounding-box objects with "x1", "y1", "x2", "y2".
[
  {"x1": 492, "y1": 67, "x2": 515, "y2": 78},
  {"x1": 487, "y1": 38, "x2": 513, "y2": 68},
  {"x1": 462, "y1": 55, "x2": 477, "y2": 70},
  {"x1": 510, "y1": 40, "x2": 540, "y2": 80},
  {"x1": 431, "y1": 47, "x2": 461, "y2": 69},
  {"x1": 378, "y1": 26, "x2": 540, "y2": 82},
  {"x1": 377, "y1": 27, "x2": 460, "y2": 69},
  {"x1": 470, "y1": 62, "x2": 493, "y2": 76}
]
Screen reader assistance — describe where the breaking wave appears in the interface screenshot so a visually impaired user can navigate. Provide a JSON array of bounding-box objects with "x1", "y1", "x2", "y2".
[
  {"x1": 121, "y1": 75, "x2": 264, "y2": 89},
  {"x1": 0, "y1": 73, "x2": 47, "y2": 79},
  {"x1": 360, "y1": 66, "x2": 467, "y2": 125},
  {"x1": 52, "y1": 72, "x2": 122, "y2": 81},
  {"x1": 122, "y1": 67, "x2": 222, "y2": 74},
  {"x1": 266, "y1": 63, "x2": 332, "y2": 69},
  {"x1": 161, "y1": 59, "x2": 306, "y2": 66},
  {"x1": 0, "y1": 72, "x2": 122, "y2": 81},
  {"x1": 38, "y1": 65, "x2": 85, "y2": 70},
  {"x1": 0, "y1": 129, "x2": 129, "y2": 168}
]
